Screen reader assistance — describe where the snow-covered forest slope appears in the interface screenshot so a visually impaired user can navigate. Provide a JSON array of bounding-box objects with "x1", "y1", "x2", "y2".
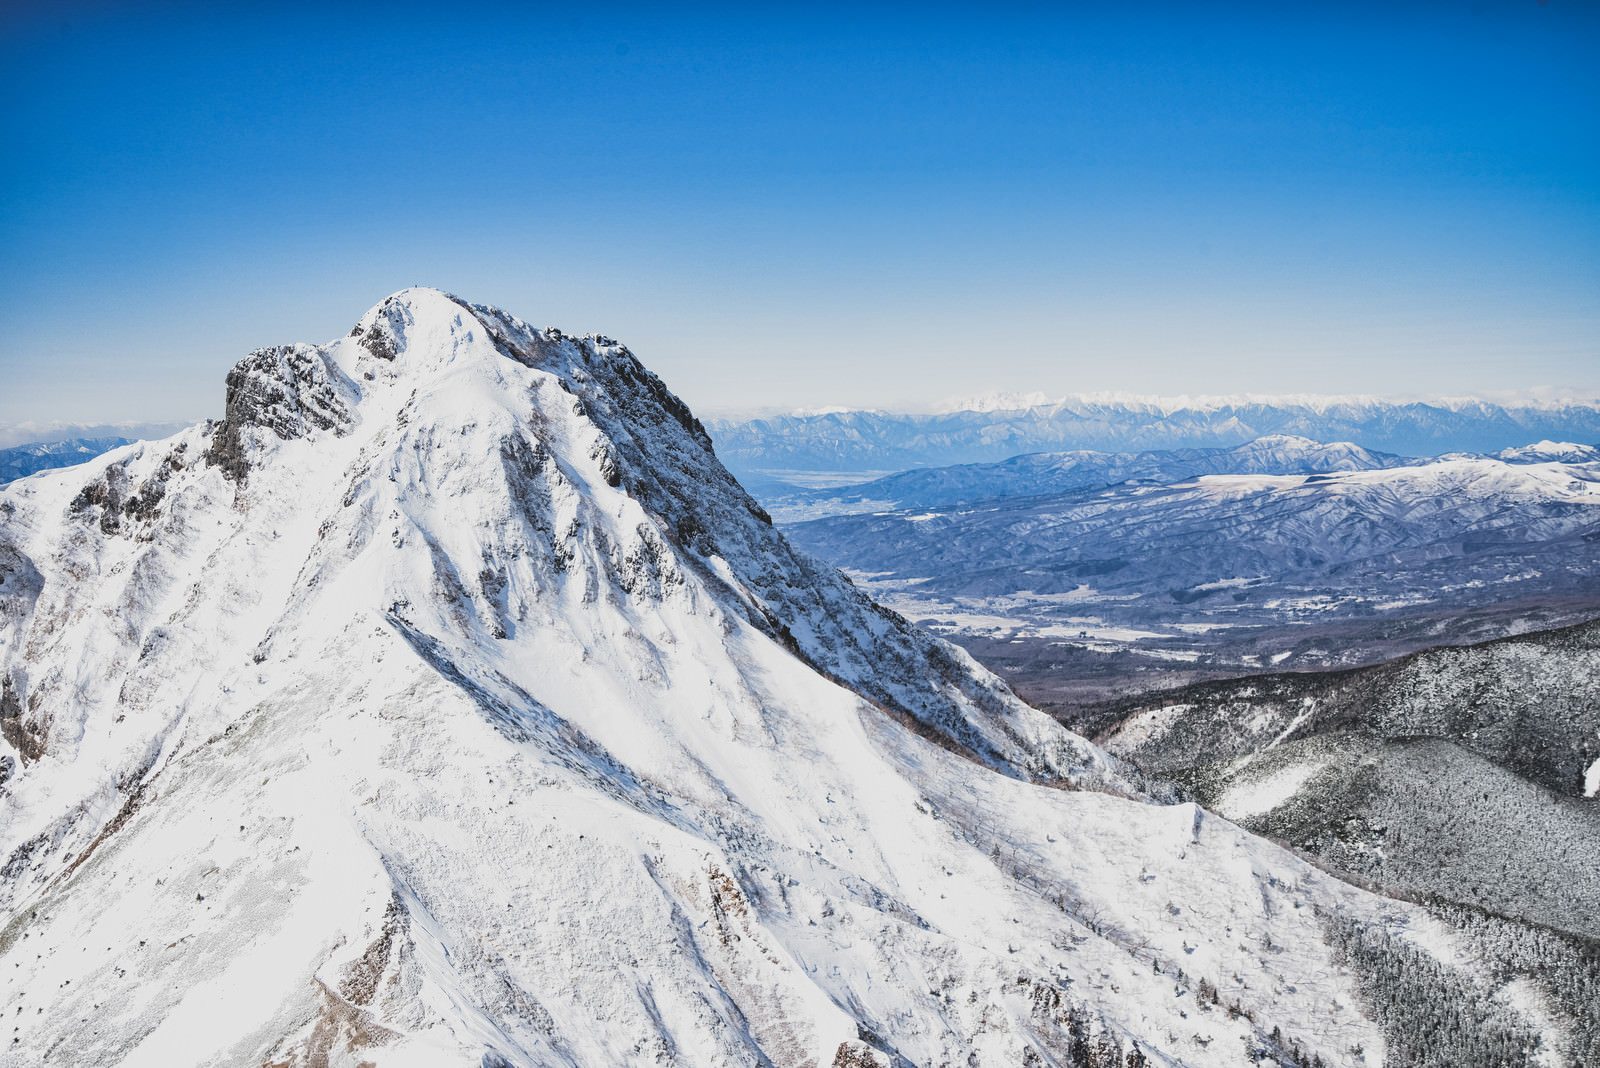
[
  {"x1": 0, "y1": 291, "x2": 1582, "y2": 1066},
  {"x1": 1097, "y1": 617, "x2": 1600, "y2": 802},
  {"x1": 1098, "y1": 617, "x2": 1600, "y2": 925},
  {"x1": 1090, "y1": 619, "x2": 1600, "y2": 1062}
]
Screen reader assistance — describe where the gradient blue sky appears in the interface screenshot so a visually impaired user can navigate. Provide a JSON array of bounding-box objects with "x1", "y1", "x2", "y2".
[{"x1": 2, "y1": 0, "x2": 1597, "y2": 427}]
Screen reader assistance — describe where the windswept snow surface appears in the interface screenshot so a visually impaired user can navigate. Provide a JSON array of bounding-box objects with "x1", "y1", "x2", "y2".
[{"x1": 0, "y1": 289, "x2": 1534, "y2": 1066}]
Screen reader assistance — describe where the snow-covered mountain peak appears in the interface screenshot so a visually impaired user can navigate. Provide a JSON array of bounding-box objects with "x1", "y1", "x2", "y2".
[
  {"x1": 342, "y1": 287, "x2": 551, "y2": 386},
  {"x1": 1234, "y1": 433, "x2": 1317, "y2": 447},
  {"x1": 1229, "y1": 433, "x2": 1361, "y2": 454},
  {"x1": 166, "y1": 289, "x2": 1104, "y2": 786},
  {"x1": 1495, "y1": 440, "x2": 1600, "y2": 464},
  {"x1": 1222, "y1": 435, "x2": 1401, "y2": 470},
  {"x1": 202, "y1": 287, "x2": 497, "y2": 483},
  {"x1": 935, "y1": 390, "x2": 1058, "y2": 414},
  {"x1": 1, "y1": 293, "x2": 1560, "y2": 1066}
]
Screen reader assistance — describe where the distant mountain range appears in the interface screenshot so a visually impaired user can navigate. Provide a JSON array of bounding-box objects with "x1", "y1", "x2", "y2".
[
  {"x1": 762, "y1": 435, "x2": 1418, "y2": 521},
  {"x1": 0, "y1": 436, "x2": 134, "y2": 484},
  {"x1": 777, "y1": 438, "x2": 1600, "y2": 699},
  {"x1": 708, "y1": 395, "x2": 1600, "y2": 475},
  {"x1": 0, "y1": 421, "x2": 187, "y2": 450}
]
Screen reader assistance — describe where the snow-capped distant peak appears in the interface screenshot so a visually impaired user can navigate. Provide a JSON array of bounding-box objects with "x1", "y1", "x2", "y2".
[
  {"x1": 1495, "y1": 440, "x2": 1600, "y2": 464},
  {"x1": 790, "y1": 404, "x2": 876, "y2": 416},
  {"x1": 1223, "y1": 436, "x2": 1401, "y2": 467},
  {"x1": 935, "y1": 390, "x2": 1058, "y2": 414},
  {"x1": 1232, "y1": 434, "x2": 1323, "y2": 450}
]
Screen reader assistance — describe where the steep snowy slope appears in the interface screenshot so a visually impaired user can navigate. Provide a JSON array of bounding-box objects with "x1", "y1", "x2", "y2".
[{"x1": 0, "y1": 290, "x2": 1563, "y2": 1066}]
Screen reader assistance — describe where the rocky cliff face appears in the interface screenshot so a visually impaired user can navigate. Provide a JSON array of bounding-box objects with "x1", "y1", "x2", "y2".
[{"x1": 0, "y1": 290, "x2": 1567, "y2": 1067}]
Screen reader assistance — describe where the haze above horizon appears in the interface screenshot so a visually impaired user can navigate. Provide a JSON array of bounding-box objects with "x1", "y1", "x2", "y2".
[{"x1": 2, "y1": 0, "x2": 1596, "y2": 427}]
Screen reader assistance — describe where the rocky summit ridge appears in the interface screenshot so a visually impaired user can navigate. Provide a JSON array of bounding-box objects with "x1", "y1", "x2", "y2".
[{"x1": 0, "y1": 290, "x2": 1569, "y2": 1066}]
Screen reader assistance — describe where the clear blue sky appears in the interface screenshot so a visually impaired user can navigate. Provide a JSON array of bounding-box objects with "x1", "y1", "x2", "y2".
[{"x1": 2, "y1": 0, "x2": 1597, "y2": 427}]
